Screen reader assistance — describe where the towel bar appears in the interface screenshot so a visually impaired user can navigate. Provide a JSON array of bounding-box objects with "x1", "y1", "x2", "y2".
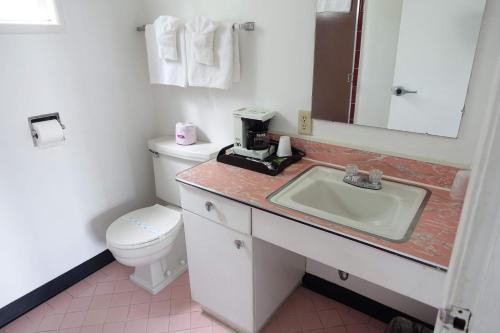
[{"x1": 136, "y1": 21, "x2": 255, "y2": 32}]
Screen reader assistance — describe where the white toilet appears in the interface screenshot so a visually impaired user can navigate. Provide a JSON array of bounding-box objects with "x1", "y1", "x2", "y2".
[{"x1": 106, "y1": 136, "x2": 220, "y2": 294}]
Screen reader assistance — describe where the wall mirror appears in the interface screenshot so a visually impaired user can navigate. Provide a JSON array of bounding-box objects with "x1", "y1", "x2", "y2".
[{"x1": 311, "y1": 0, "x2": 486, "y2": 138}]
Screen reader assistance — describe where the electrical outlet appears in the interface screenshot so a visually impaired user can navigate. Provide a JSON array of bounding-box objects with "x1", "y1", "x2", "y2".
[{"x1": 298, "y1": 110, "x2": 312, "y2": 135}]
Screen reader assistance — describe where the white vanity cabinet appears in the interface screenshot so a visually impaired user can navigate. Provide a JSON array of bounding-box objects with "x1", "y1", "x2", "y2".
[
  {"x1": 179, "y1": 184, "x2": 305, "y2": 333},
  {"x1": 179, "y1": 182, "x2": 446, "y2": 330}
]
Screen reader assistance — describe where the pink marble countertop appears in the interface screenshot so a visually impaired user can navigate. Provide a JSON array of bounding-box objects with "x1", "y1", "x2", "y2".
[
  {"x1": 177, "y1": 157, "x2": 463, "y2": 270},
  {"x1": 177, "y1": 133, "x2": 465, "y2": 271}
]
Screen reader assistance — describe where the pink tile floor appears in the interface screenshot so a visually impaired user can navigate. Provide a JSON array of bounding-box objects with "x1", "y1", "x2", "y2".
[{"x1": 2, "y1": 262, "x2": 387, "y2": 333}]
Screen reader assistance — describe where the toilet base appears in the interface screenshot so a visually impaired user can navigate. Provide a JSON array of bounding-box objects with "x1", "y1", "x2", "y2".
[
  {"x1": 108, "y1": 213, "x2": 188, "y2": 295},
  {"x1": 130, "y1": 259, "x2": 187, "y2": 294},
  {"x1": 129, "y1": 230, "x2": 188, "y2": 294}
]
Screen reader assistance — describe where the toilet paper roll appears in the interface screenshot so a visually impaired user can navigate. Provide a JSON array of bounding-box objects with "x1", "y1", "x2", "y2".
[
  {"x1": 175, "y1": 122, "x2": 197, "y2": 145},
  {"x1": 32, "y1": 120, "x2": 65, "y2": 147}
]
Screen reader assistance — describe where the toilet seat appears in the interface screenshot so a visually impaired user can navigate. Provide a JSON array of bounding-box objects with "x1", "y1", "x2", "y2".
[{"x1": 106, "y1": 204, "x2": 182, "y2": 250}]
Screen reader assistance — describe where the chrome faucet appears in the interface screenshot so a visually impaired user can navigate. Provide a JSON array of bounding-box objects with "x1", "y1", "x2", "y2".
[{"x1": 343, "y1": 164, "x2": 383, "y2": 190}]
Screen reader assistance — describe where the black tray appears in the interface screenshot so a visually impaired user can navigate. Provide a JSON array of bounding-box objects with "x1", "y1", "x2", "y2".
[{"x1": 216, "y1": 142, "x2": 305, "y2": 176}]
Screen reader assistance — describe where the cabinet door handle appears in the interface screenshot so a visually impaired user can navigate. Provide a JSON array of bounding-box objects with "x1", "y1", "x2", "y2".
[
  {"x1": 234, "y1": 240, "x2": 244, "y2": 249},
  {"x1": 205, "y1": 201, "x2": 214, "y2": 212}
]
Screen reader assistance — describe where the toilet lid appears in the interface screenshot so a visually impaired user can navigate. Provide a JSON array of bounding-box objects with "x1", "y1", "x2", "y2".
[{"x1": 106, "y1": 204, "x2": 181, "y2": 248}]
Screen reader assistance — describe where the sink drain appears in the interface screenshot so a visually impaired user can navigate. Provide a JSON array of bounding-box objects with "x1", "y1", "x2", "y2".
[{"x1": 338, "y1": 270, "x2": 349, "y2": 281}]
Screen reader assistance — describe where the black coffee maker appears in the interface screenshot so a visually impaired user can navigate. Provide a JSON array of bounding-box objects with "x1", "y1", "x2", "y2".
[{"x1": 233, "y1": 107, "x2": 276, "y2": 160}]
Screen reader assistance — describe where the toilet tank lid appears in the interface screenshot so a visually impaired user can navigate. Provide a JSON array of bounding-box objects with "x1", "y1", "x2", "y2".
[{"x1": 148, "y1": 136, "x2": 222, "y2": 162}]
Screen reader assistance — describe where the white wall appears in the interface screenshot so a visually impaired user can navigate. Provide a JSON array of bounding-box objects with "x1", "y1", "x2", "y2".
[
  {"x1": 143, "y1": 0, "x2": 492, "y2": 167},
  {"x1": 0, "y1": 0, "x2": 157, "y2": 307},
  {"x1": 143, "y1": 0, "x2": 317, "y2": 145}
]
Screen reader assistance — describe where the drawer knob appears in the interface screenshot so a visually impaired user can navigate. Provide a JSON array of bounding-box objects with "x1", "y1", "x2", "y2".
[
  {"x1": 205, "y1": 201, "x2": 214, "y2": 211},
  {"x1": 234, "y1": 240, "x2": 244, "y2": 249}
]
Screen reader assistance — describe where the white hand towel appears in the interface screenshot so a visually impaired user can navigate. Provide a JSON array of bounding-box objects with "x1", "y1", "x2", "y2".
[
  {"x1": 185, "y1": 16, "x2": 218, "y2": 65},
  {"x1": 187, "y1": 22, "x2": 238, "y2": 90},
  {"x1": 154, "y1": 16, "x2": 182, "y2": 61},
  {"x1": 232, "y1": 28, "x2": 241, "y2": 83},
  {"x1": 317, "y1": 0, "x2": 352, "y2": 13},
  {"x1": 145, "y1": 24, "x2": 187, "y2": 87}
]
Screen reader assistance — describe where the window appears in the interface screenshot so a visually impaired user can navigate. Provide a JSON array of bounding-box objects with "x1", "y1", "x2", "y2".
[{"x1": 0, "y1": 0, "x2": 63, "y2": 32}]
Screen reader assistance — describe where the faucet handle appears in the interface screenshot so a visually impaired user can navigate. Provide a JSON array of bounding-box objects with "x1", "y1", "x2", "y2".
[
  {"x1": 345, "y1": 164, "x2": 359, "y2": 177},
  {"x1": 369, "y1": 169, "x2": 383, "y2": 184}
]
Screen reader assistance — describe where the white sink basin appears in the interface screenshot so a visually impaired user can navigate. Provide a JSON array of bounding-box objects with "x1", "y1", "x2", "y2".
[{"x1": 268, "y1": 166, "x2": 429, "y2": 242}]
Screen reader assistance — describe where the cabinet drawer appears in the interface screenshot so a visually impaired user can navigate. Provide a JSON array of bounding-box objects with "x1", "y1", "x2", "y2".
[{"x1": 179, "y1": 184, "x2": 251, "y2": 234}]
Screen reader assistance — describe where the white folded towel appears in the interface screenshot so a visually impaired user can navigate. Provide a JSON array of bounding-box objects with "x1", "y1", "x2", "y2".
[
  {"x1": 145, "y1": 24, "x2": 187, "y2": 87},
  {"x1": 317, "y1": 0, "x2": 352, "y2": 13},
  {"x1": 154, "y1": 16, "x2": 182, "y2": 61},
  {"x1": 185, "y1": 16, "x2": 218, "y2": 65},
  {"x1": 187, "y1": 22, "x2": 239, "y2": 90},
  {"x1": 232, "y1": 28, "x2": 241, "y2": 83}
]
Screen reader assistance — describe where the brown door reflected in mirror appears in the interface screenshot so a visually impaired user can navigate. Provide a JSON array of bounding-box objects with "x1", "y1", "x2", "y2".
[{"x1": 311, "y1": 0, "x2": 359, "y2": 123}]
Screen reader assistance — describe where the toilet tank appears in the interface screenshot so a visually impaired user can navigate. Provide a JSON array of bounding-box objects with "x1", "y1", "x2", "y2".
[{"x1": 148, "y1": 136, "x2": 221, "y2": 206}]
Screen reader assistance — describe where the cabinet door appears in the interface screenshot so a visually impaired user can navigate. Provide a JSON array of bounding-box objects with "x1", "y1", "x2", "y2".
[{"x1": 183, "y1": 210, "x2": 254, "y2": 332}]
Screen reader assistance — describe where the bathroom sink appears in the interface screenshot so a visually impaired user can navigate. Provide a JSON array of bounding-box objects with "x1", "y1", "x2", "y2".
[{"x1": 268, "y1": 166, "x2": 429, "y2": 242}]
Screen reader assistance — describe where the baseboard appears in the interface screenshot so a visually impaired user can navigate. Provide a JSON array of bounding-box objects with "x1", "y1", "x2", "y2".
[
  {"x1": 0, "y1": 250, "x2": 114, "y2": 328},
  {"x1": 302, "y1": 273, "x2": 434, "y2": 329}
]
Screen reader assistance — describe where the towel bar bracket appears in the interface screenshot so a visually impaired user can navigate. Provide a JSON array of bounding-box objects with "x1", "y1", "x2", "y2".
[{"x1": 233, "y1": 21, "x2": 255, "y2": 31}]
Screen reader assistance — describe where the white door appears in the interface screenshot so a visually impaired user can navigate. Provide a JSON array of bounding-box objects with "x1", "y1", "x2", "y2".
[
  {"x1": 435, "y1": 2, "x2": 500, "y2": 329},
  {"x1": 387, "y1": 0, "x2": 485, "y2": 137},
  {"x1": 436, "y1": 88, "x2": 500, "y2": 332},
  {"x1": 183, "y1": 211, "x2": 254, "y2": 332}
]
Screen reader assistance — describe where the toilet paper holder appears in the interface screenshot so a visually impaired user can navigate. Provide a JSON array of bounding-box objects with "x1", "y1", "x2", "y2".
[{"x1": 28, "y1": 112, "x2": 66, "y2": 146}]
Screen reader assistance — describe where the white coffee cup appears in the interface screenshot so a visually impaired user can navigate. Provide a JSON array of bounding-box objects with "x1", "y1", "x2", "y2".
[{"x1": 277, "y1": 136, "x2": 292, "y2": 157}]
